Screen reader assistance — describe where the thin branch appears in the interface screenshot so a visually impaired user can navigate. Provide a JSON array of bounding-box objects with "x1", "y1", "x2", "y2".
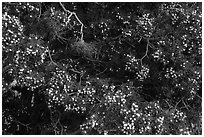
[
  {"x1": 79, "y1": 71, "x2": 86, "y2": 85},
  {"x1": 195, "y1": 94, "x2": 202, "y2": 100},
  {"x1": 59, "y1": 2, "x2": 84, "y2": 41},
  {"x1": 139, "y1": 39, "x2": 150, "y2": 66},
  {"x1": 50, "y1": 110, "x2": 63, "y2": 135},
  {"x1": 67, "y1": 92, "x2": 77, "y2": 96},
  {"x1": 138, "y1": 36, "x2": 142, "y2": 42},
  {"x1": 123, "y1": 40, "x2": 135, "y2": 48},
  {"x1": 96, "y1": 68, "x2": 107, "y2": 76},
  {"x1": 59, "y1": 2, "x2": 72, "y2": 14},
  {"x1": 14, "y1": 119, "x2": 31, "y2": 131},
  {"x1": 16, "y1": 121, "x2": 31, "y2": 128},
  {"x1": 141, "y1": 42, "x2": 149, "y2": 61},
  {"x1": 73, "y1": 12, "x2": 84, "y2": 40},
  {"x1": 38, "y1": 2, "x2": 42, "y2": 20},
  {"x1": 164, "y1": 99, "x2": 173, "y2": 109},
  {"x1": 192, "y1": 92, "x2": 202, "y2": 100},
  {"x1": 69, "y1": 128, "x2": 82, "y2": 135},
  {"x1": 69, "y1": 68, "x2": 81, "y2": 74},
  {"x1": 182, "y1": 99, "x2": 190, "y2": 110},
  {"x1": 2, "y1": 64, "x2": 12, "y2": 73},
  {"x1": 47, "y1": 46, "x2": 58, "y2": 66},
  {"x1": 69, "y1": 68, "x2": 85, "y2": 85},
  {"x1": 148, "y1": 42, "x2": 156, "y2": 49},
  {"x1": 174, "y1": 98, "x2": 183, "y2": 109},
  {"x1": 85, "y1": 57, "x2": 106, "y2": 64}
]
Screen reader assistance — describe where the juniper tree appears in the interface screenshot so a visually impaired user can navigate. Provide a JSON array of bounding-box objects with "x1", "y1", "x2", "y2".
[{"x1": 2, "y1": 2, "x2": 202, "y2": 135}]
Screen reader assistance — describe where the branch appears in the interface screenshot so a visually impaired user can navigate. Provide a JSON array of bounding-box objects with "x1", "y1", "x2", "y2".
[
  {"x1": 14, "y1": 119, "x2": 31, "y2": 132},
  {"x1": 138, "y1": 36, "x2": 142, "y2": 42},
  {"x1": 96, "y1": 68, "x2": 107, "y2": 76},
  {"x1": 49, "y1": 109, "x2": 63, "y2": 135},
  {"x1": 85, "y1": 57, "x2": 106, "y2": 64},
  {"x1": 2, "y1": 64, "x2": 12, "y2": 74},
  {"x1": 164, "y1": 99, "x2": 173, "y2": 109},
  {"x1": 192, "y1": 91, "x2": 202, "y2": 100},
  {"x1": 181, "y1": 99, "x2": 190, "y2": 110},
  {"x1": 59, "y1": 2, "x2": 84, "y2": 41},
  {"x1": 69, "y1": 68, "x2": 81, "y2": 74},
  {"x1": 195, "y1": 94, "x2": 202, "y2": 100},
  {"x1": 139, "y1": 38, "x2": 150, "y2": 66},
  {"x1": 174, "y1": 98, "x2": 183, "y2": 109},
  {"x1": 38, "y1": 2, "x2": 42, "y2": 20},
  {"x1": 47, "y1": 46, "x2": 58, "y2": 66},
  {"x1": 69, "y1": 128, "x2": 82, "y2": 135},
  {"x1": 138, "y1": 37, "x2": 158, "y2": 66},
  {"x1": 69, "y1": 68, "x2": 85, "y2": 85}
]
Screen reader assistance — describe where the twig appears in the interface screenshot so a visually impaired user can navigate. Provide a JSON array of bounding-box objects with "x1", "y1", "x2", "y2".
[
  {"x1": 125, "y1": 37, "x2": 153, "y2": 67},
  {"x1": 192, "y1": 92, "x2": 202, "y2": 100},
  {"x1": 69, "y1": 68, "x2": 85, "y2": 85},
  {"x1": 69, "y1": 128, "x2": 82, "y2": 135},
  {"x1": 2, "y1": 64, "x2": 12, "y2": 73},
  {"x1": 195, "y1": 94, "x2": 202, "y2": 100},
  {"x1": 47, "y1": 46, "x2": 58, "y2": 66},
  {"x1": 59, "y1": 2, "x2": 72, "y2": 14},
  {"x1": 79, "y1": 71, "x2": 86, "y2": 85},
  {"x1": 148, "y1": 42, "x2": 156, "y2": 49},
  {"x1": 96, "y1": 68, "x2": 107, "y2": 76},
  {"x1": 67, "y1": 92, "x2": 77, "y2": 96},
  {"x1": 38, "y1": 2, "x2": 42, "y2": 20},
  {"x1": 182, "y1": 99, "x2": 190, "y2": 110},
  {"x1": 138, "y1": 37, "x2": 142, "y2": 42},
  {"x1": 54, "y1": 28, "x2": 70, "y2": 44},
  {"x1": 174, "y1": 98, "x2": 183, "y2": 109},
  {"x1": 14, "y1": 120, "x2": 31, "y2": 131},
  {"x1": 139, "y1": 39, "x2": 150, "y2": 66},
  {"x1": 59, "y1": 2, "x2": 84, "y2": 41},
  {"x1": 85, "y1": 57, "x2": 106, "y2": 64},
  {"x1": 69, "y1": 68, "x2": 81, "y2": 74},
  {"x1": 50, "y1": 110, "x2": 63, "y2": 135},
  {"x1": 164, "y1": 99, "x2": 173, "y2": 109},
  {"x1": 123, "y1": 40, "x2": 135, "y2": 48}
]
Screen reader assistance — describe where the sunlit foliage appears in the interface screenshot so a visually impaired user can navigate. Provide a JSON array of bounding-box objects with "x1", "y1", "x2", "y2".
[{"x1": 2, "y1": 2, "x2": 202, "y2": 135}]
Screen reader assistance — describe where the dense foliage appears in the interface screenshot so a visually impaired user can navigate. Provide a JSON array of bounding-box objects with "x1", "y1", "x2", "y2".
[{"x1": 2, "y1": 2, "x2": 202, "y2": 135}]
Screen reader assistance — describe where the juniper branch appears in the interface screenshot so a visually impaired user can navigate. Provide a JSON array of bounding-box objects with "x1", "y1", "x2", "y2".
[{"x1": 59, "y1": 2, "x2": 84, "y2": 41}]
